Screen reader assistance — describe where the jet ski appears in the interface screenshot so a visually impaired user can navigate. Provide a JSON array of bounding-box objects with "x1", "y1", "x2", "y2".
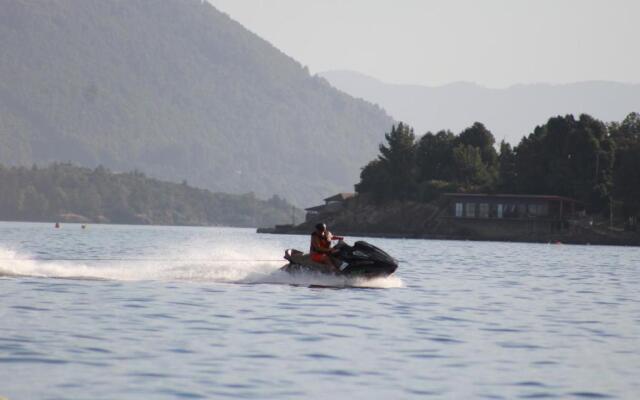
[{"x1": 281, "y1": 240, "x2": 398, "y2": 278}]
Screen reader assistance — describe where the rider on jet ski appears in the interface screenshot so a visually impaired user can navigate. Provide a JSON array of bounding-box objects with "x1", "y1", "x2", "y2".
[
  {"x1": 282, "y1": 223, "x2": 398, "y2": 278},
  {"x1": 310, "y1": 223, "x2": 339, "y2": 272}
]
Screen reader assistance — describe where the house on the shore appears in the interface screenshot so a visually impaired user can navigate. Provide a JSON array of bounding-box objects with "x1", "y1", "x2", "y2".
[
  {"x1": 257, "y1": 191, "x2": 638, "y2": 245},
  {"x1": 441, "y1": 193, "x2": 583, "y2": 237},
  {"x1": 305, "y1": 193, "x2": 356, "y2": 222}
]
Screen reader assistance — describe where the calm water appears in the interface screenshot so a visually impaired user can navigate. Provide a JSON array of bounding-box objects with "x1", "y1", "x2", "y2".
[{"x1": 0, "y1": 222, "x2": 639, "y2": 399}]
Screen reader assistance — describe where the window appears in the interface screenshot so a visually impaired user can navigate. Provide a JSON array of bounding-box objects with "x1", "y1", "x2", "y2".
[
  {"x1": 465, "y1": 203, "x2": 476, "y2": 218},
  {"x1": 479, "y1": 203, "x2": 489, "y2": 218},
  {"x1": 455, "y1": 202, "x2": 463, "y2": 217},
  {"x1": 530, "y1": 203, "x2": 550, "y2": 216},
  {"x1": 517, "y1": 204, "x2": 527, "y2": 217},
  {"x1": 497, "y1": 204, "x2": 503, "y2": 218},
  {"x1": 503, "y1": 204, "x2": 516, "y2": 218}
]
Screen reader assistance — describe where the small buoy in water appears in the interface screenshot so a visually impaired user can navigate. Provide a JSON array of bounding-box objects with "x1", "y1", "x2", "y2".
[
  {"x1": 81, "y1": 224, "x2": 86, "y2": 229},
  {"x1": 55, "y1": 222, "x2": 60, "y2": 228}
]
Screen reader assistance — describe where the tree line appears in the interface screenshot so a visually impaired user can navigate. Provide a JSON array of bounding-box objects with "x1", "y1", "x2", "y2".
[
  {"x1": 356, "y1": 112, "x2": 640, "y2": 218},
  {"x1": 0, "y1": 163, "x2": 301, "y2": 227}
]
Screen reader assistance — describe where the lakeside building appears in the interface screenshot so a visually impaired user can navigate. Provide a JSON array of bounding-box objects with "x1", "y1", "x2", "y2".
[
  {"x1": 258, "y1": 192, "x2": 639, "y2": 246},
  {"x1": 442, "y1": 193, "x2": 583, "y2": 235}
]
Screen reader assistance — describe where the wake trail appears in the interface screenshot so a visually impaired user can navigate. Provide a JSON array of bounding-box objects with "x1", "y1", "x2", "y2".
[{"x1": 0, "y1": 246, "x2": 402, "y2": 289}]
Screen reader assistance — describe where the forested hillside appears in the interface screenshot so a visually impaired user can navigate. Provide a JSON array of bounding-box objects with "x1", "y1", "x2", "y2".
[
  {"x1": 0, "y1": 1, "x2": 392, "y2": 206},
  {"x1": 0, "y1": 163, "x2": 302, "y2": 227}
]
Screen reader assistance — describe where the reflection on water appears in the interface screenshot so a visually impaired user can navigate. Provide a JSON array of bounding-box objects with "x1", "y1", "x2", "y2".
[{"x1": 0, "y1": 222, "x2": 638, "y2": 399}]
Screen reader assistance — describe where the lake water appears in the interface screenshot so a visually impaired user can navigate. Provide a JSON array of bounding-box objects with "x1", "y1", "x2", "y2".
[{"x1": 0, "y1": 222, "x2": 638, "y2": 399}]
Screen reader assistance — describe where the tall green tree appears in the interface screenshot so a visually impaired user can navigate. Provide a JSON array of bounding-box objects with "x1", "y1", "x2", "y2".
[
  {"x1": 456, "y1": 122, "x2": 499, "y2": 168},
  {"x1": 610, "y1": 112, "x2": 640, "y2": 216},
  {"x1": 355, "y1": 159, "x2": 392, "y2": 201},
  {"x1": 514, "y1": 114, "x2": 614, "y2": 211},
  {"x1": 452, "y1": 145, "x2": 490, "y2": 186},
  {"x1": 497, "y1": 140, "x2": 517, "y2": 192},
  {"x1": 416, "y1": 130, "x2": 456, "y2": 182},
  {"x1": 357, "y1": 123, "x2": 417, "y2": 200}
]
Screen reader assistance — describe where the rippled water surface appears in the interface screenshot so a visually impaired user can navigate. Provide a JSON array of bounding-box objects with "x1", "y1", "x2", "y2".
[{"x1": 0, "y1": 222, "x2": 639, "y2": 399}]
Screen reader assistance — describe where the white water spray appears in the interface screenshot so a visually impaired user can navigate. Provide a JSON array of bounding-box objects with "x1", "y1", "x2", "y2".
[{"x1": 0, "y1": 244, "x2": 402, "y2": 289}]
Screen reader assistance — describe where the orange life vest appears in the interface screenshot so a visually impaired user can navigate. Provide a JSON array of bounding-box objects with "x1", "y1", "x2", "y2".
[{"x1": 310, "y1": 231, "x2": 331, "y2": 255}]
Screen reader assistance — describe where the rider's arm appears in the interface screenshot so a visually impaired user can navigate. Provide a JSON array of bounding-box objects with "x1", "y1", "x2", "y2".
[{"x1": 326, "y1": 231, "x2": 344, "y2": 241}]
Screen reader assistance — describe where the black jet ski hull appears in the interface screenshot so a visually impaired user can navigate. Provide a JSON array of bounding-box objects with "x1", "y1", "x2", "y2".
[
  {"x1": 281, "y1": 241, "x2": 398, "y2": 279},
  {"x1": 280, "y1": 261, "x2": 397, "y2": 278}
]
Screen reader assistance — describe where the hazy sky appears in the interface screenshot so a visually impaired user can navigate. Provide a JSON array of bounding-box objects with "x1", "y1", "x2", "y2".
[{"x1": 208, "y1": 0, "x2": 640, "y2": 88}]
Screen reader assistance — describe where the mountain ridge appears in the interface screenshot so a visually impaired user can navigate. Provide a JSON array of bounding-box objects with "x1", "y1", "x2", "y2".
[{"x1": 320, "y1": 70, "x2": 640, "y2": 143}]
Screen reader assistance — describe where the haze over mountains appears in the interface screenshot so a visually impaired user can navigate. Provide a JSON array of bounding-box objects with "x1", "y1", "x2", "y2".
[
  {"x1": 320, "y1": 70, "x2": 640, "y2": 144},
  {"x1": 0, "y1": 0, "x2": 392, "y2": 207}
]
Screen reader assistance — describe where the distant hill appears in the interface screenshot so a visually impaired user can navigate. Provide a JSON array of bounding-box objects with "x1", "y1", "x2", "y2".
[
  {"x1": 0, "y1": 163, "x2": 303, "y2": 227},
  {"x1": 0, "y1": 1, "x2": 393, "y2": 206},
  {"x1": 320, "y1": 70, "x2": 640, "y2": 143}
]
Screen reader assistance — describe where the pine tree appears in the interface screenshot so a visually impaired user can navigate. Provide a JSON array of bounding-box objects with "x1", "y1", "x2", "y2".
[{"x1": 377, "y1": 123, "x2": 417, "y2": 200}]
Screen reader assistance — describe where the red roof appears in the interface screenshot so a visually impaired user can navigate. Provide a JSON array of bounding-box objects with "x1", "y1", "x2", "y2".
[{"x1": 305, "y1": 205, "x2": 326, "y2": 212}]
